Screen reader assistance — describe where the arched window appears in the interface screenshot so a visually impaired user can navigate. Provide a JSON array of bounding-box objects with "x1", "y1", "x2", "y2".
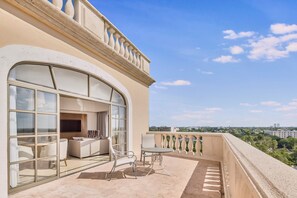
[{"x1": 8, "y1": 63, "x2": 127, "y2": 189}]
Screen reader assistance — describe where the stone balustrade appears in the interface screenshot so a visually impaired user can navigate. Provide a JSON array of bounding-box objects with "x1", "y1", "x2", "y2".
[
  {"x1": 46, "y1": 0, "x2": 150, "y2": 74},
  {"x1": 148, "y1": 131, "x2": 297, "y2": 198}
]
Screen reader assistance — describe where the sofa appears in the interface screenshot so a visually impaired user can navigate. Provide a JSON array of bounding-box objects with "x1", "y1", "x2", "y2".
[{"x1": 68, "y1": 138, "x2": 109, "y2": 159}]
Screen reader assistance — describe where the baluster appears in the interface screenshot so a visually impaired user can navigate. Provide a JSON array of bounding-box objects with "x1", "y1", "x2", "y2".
[
  {"x1": 128, "y1": 46, "x2": 133, "y2": 61},
  {"x1": 124, "y1": 43, "x2": 130, "y2": 59},
  {"x1": 169, "y1": 134, "x2": 173, "y2": 149},
  {"x1": 188, "y1": 135, "x2": 193, "y2": 155},
  {"x1": 114, "y1": 33, "x2": 120, "y2": 53},
  {"x1": 166, "y1": 134, "x2": 170, "y2": 148},
  {"x1": 185, "y1": 135, "x2": 190, "y2": 154},
  {"x1": 198, "y1": 136, "x2": 203, "y2": 156},
  {"x1": 178, "y1": 135, "x2": 182, "y2": 153},
  {"x1": 172, "y1": 135, "x2": 176, "y2": 151},
  {"x1": 52, "y1": 0, "x2": 63, "y2": 10},
  {"x1": 108, "y1": 28, "x2": 115, "y2": 49},
  {"x1": 119, "y1": 38, "x2": 125, "y2": 56},
  {"x1": 65, "y1": 0, "x2": 75, "y2": 18},
  {"x1": 133, "y1": 49, "x2": 137, "y2": 65},
  {"x1": 192, "y1": 136, "x2": 197, "y2": 155},
  {"x1": 182, "y1": 135, "x2": 187, "y2": 154},
  {"x1": 175, "y1": 135, "x2": 179, "y2": 152},
  {"x1": 104, "y1": 23, "x2": 109, "y2": 44},
  {"x1": 136, "y1": 53, "x2": 140, "y2": 67},
  {"x1": 161, "y1": 134, "x2": 165, "y2": 148}
]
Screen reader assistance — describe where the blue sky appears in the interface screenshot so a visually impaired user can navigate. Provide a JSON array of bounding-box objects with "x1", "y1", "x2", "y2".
[{"x1": 90, "y1": 0, "x2": 297, "y2": 127}]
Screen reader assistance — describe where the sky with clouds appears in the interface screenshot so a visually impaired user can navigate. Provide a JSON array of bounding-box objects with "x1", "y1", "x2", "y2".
[{"x1": 90, "y1": 0, "x2": 297, "y2": 127}]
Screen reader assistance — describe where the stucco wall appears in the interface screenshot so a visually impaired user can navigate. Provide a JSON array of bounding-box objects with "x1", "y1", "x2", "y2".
[{"x1": 0, "y1": 2, "x2": 149, "y2": 197}]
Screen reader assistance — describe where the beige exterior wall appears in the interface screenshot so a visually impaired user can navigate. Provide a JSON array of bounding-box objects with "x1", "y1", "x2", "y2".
[
  {"x1": 0, "y1": 2, "x2": 150, "y2": 196},
  {"x1": 0, "y1": 1, "x2": 150, "y2": 151}
]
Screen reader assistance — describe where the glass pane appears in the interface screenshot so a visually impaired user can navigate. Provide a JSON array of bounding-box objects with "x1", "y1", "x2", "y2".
[
  {"x1": 111, "y1": 91, "x2": 125, "y2": 105},
  {"x1": 119, "y1": 107, "x2": 126, "y2": 119},
  {"x1": 37, "y1": 91, "x2": 57, "y2": 113},
  {"x1": 113, "y1": 144, "x2": 127, "y2": 153},
  {"x1": 37, "y1": 114, "x2": 57, "y2": 134},
  {"x1": 9, "y1": 64, "x2": 54, "y2": 88},
  {"x1": 10, "y1": 161, "x2": 35, "y2": 188},
  {"x1": 90, "y1": 77, "x2": 112, "y2": 101},
  {"x1": 53, "y1": 67, "x2": 88, "y2": 96},
  {"x1": 10, "y1": 112, "x2": 35, "y2": 136},
  {"x1": 119, "y1": 120, "x2": 126, "y2": 131},
  {"x1": 112, "y1": 106, "x2": 119, "y2": 119},
  {"x1": 10, "y1": 137, "x2": 35, "y2": 163},
  {"x1": 112, "y1": 119, "x2": 119, "y2": 131},
  {"x1": 38, "y1": 136, "x2": 57, "y2": 158},
  {"x1": 118, "y1": 132, "x2": 126, "y2": 145},
  {"x1": 37, "y1": 158, "x2": 57, "y2": 181},
  {"x1": 112, "y1": 133, "x2": 119, "y2": 145},
  {"x1": 10, "y1": 86, "x2": 34, "y2": 111}
]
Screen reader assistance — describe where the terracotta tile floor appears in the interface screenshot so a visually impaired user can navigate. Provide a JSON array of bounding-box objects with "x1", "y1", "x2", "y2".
[{"x1": 9, "y1": 156, "x2": 222, "y2": 198}]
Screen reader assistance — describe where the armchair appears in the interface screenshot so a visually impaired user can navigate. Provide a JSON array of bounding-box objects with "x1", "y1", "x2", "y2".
[{"x1": 107, "y1": 137, "x2": 137, "y2": 180}]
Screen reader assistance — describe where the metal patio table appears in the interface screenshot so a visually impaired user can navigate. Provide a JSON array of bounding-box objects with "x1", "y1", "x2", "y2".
[{"x1": 141, "y1": 147, "x2": 173, "y2": 175}]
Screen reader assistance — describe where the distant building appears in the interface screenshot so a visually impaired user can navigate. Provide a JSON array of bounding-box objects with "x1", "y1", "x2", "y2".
[{"x1": 264, "y1": 130, "x2": 297, "y2": 138}]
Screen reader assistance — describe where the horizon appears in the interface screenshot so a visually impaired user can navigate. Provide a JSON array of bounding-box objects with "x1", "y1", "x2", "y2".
[{"x1": 90, "y1": 0, "x2": 297, "y2": 127}]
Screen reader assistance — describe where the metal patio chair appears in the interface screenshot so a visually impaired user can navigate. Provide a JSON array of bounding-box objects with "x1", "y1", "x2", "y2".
[
  {"x1": 107, "y1": 137, "x2": 137, "y2": 180},
  {"x1": 141, "y1": 134, "x2": 157, "y2": 166}
]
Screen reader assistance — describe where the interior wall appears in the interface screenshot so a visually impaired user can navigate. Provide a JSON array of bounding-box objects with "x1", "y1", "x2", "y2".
[{"x1": 60, "y1": 96, "x2": 110, "y2": 138}]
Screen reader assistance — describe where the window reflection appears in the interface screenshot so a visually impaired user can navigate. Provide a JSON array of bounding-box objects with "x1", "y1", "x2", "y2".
[
  {"x1": 37, "y1": 91, "x2": 57, "y2": 113},
  {"x1": 10, "y1": 112, "x2": 35, "y2": 136},
  {"x1": 112, "y1": 90, "x2": 125, "y2": 105},
  {"x1": 54, "y1": 67, "x2": 88, "y2": 96},
  {"x1": 9, "y1": 64, "x2": 54, "y2": 88},
  {"x1": 10, "y1": 86, "x2": 34, "y2": 111},
  {"x1": 90, "y1": 77, "x2": 112, "y2": 101},
  {"x1": 37, "y1": 115, "x2": 57, "y2": 133}
]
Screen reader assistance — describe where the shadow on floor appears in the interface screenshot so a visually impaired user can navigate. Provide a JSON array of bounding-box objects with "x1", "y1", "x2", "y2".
[
  {"x1": 180, "y1": 159, "x2": 222, "y2": 198},
  {"x1": 77, "y1": 166, "x2": 155, "y2": 180}
]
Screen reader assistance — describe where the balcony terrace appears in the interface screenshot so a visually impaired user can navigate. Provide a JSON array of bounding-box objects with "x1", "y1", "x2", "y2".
[{"x1": 9, "y1": 132, "x2": 297, "y2": 198}]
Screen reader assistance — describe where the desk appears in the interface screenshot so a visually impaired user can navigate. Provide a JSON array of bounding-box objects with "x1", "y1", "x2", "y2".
[{"x1": 141, "y1": 147, "x2": 173, "y2": 175}]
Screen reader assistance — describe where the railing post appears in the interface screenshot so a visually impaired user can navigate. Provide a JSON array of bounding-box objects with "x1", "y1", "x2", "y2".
[
  {"x1": 188, "y1": 135, "x2": 193, "y2": 155},
  {"x1": 65, "y1": 0, "x2": 75, "y2": 18},
  {"x1": 124, "y1": 43, "x2": 130, "y2": 59},
  {"x1": 132, "y1": 49, "x2": 137, "y2": 65},
  {"x1": 104, "y1": 23, "x2": 109, "y2": 44},
  {"x1": 128, "y1": 46, "x2": 133, "y2": 61},
  {"x1": 119, "y1": 38, "x2": 125, "y2": 56},
  {"x1": 108, "y1": 28, "x2": 115, "y2": 49},
  {"x1": 182, "y1": 134, "x2": 186, "y2": 154},
  {"x1": 114, "y1": 33, "x2": 121, "y2": 53}
]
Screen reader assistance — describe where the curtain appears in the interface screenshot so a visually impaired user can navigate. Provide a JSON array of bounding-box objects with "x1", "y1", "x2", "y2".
[{"x1": 97, "y1": 112, "x2": 108, "y2": 138}]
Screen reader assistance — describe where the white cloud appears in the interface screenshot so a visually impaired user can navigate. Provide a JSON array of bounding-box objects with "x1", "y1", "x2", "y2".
[
  {"x1": 249, "y1": 110, "x2": 263, "y2": 113},
  {"x1": 213, "y1": 55, "x2": 240, "y2": 63},
  {"x1": 271, "y1": 23, "x2": 297, "y2": 35},
  {"x1": 223, "y1": 30, "x2": 255, "y2": 40},
  {"x1": 154, "y1": 85, "x2": 168, "y2": 90},
  {"x1": 197, "y1": 68, "x2": 214, "y2": 75},
  {"x1": 240, "y1": 103, "x2": 257, "y2": 107},
  {"x1": 275, "y1": 99, "x2": 297, "y2": 112},
  {"x1": 286, "y1": 42, "x2": 297, "y2": 52},
  {"x1": 171, "y1": 107, "x2": 222, "y2": 123},
  {"x1": 248, "y1": 36, "x2": 288, "y2": 61},
  {"x1": 276, "y1": 106, "x2": 297, "y2": 112},
  {"x1": 230, "y1": 46, "x2": 244, "y2": 54},
  {"x1": 160, "y1": 80, "x2": 191, "y2": 86},
  {"x1": 260, "y1": 101, "x2": 281, "y2": 107},
  {"x1": 205, "y1": 107, "x2": 222, "y2": 112}
]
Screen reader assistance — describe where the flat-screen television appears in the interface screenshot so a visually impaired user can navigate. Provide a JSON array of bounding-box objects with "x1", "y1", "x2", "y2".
[{"x1": 60, "y1": 120, "x2": 81, "y2": 132}]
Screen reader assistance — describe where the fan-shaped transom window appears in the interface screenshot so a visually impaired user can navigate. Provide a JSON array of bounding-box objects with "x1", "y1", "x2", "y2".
[{"x1": 8, "y1": 64, "x2": 125, "y2": 105}]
